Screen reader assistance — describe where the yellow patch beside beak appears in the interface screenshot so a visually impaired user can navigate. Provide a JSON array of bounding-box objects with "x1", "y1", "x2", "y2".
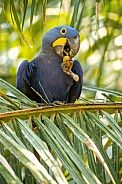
[{"x1": 52, "y1": 38, "x2": 67, "y2": 47}]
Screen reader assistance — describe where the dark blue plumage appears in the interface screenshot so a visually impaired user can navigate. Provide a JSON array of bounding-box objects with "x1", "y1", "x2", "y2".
[{"x1": 16, "y1": 26, "x2": 83, "y2": 103}]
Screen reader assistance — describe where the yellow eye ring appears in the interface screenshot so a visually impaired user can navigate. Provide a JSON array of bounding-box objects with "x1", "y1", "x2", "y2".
[{"x1": 60, "y1": 28, "x2": 67, "y2": 35}]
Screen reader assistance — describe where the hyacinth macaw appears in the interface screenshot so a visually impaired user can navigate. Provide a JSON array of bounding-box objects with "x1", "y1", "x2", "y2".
[{"x1": 16, "y1": 26, "x2": 83, "y2": 104}]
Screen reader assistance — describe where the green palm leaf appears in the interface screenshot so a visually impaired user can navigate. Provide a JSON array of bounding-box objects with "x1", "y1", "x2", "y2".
[
  {"x1": 0, "y1": 154, "x2": 22, "y2": 184},
  {"x1": 0, "y1": 79, "x2": 121, "y2": 183}
]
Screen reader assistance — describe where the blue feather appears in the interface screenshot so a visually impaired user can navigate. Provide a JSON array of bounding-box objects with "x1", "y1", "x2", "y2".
[{"x1": 16, "y1": 26, "x2": 83, "y2": 103}]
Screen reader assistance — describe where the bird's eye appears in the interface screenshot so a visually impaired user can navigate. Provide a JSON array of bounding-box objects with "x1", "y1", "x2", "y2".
[{"x1": 60, "y1": 28, "x2": 67, "y2": 35}]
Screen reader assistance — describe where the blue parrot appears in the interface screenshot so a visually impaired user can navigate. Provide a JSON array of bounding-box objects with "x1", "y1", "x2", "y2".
[{"x1": 16, "y1": 26, "x2": 83, "y2": 104}]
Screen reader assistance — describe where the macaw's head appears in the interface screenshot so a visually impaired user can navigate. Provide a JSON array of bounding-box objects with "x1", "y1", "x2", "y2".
[{"x1": 42, "y1": 26, "x2": 80, "y2": 58}]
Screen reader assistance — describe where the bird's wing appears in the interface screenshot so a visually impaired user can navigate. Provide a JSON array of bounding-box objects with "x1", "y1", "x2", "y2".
[
  {"x1": 16, "y1": 60, "x2": 36, "y2": 97},
  {"x1": 68, "y1": 60, "x2": 83, "y2": 103}
]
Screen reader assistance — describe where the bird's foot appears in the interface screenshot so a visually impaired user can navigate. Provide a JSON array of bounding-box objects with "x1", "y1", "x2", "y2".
[
  {"x1": 70, "y1": 71, "x2": 79, "y2": 82},
  {"x1": 61, "y1": 56, "x2": 79, "y2": 82},
  {"x1": 52, "y1": 101, "x2": 67, "y2": 106},
  {"x1": 61, "y1": 63, "x2": 79, "y2": 82},
  {"x1": 61, "y1": 61, "x2": 73, "y2": 72}
]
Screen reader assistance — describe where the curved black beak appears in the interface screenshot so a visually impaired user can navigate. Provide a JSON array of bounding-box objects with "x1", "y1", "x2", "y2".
[{"x1": 52, "y1": 34, "x2": 80, "y2": 58}]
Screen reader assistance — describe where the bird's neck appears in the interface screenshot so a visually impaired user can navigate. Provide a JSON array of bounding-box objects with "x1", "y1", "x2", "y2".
[{"x1": 40, "y1": 49, "x2": 63, "y2": 64}]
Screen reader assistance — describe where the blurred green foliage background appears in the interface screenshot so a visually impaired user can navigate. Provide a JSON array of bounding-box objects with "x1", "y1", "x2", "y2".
[
  {"x1": 0, "y1": 0, "x2": 122, "y2": 99},
  {"x1": 0, "y1": 2, "x2": 122, "y2": 183}
]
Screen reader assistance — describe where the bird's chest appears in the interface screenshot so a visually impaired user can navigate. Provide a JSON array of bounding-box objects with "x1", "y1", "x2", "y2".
[
  {"x1": 38, "y1": 58, "x2": 74, "y2": 87},
  {"x1": 32, "y1": 55, "x2": 74, "y2": 102}
]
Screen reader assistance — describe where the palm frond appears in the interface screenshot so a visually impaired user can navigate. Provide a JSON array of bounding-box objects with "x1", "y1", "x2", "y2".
[{"x1": 0, "y1": 78, "x2": 121, "y2": 184}]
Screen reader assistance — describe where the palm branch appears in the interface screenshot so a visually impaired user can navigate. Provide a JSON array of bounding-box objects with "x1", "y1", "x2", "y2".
[
  {"x1": 0, "y1": 0, "x2": 122, "y2": 183},
  {"x1": 0, "y1": 78, "x2": 121, "y2": 184}
]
